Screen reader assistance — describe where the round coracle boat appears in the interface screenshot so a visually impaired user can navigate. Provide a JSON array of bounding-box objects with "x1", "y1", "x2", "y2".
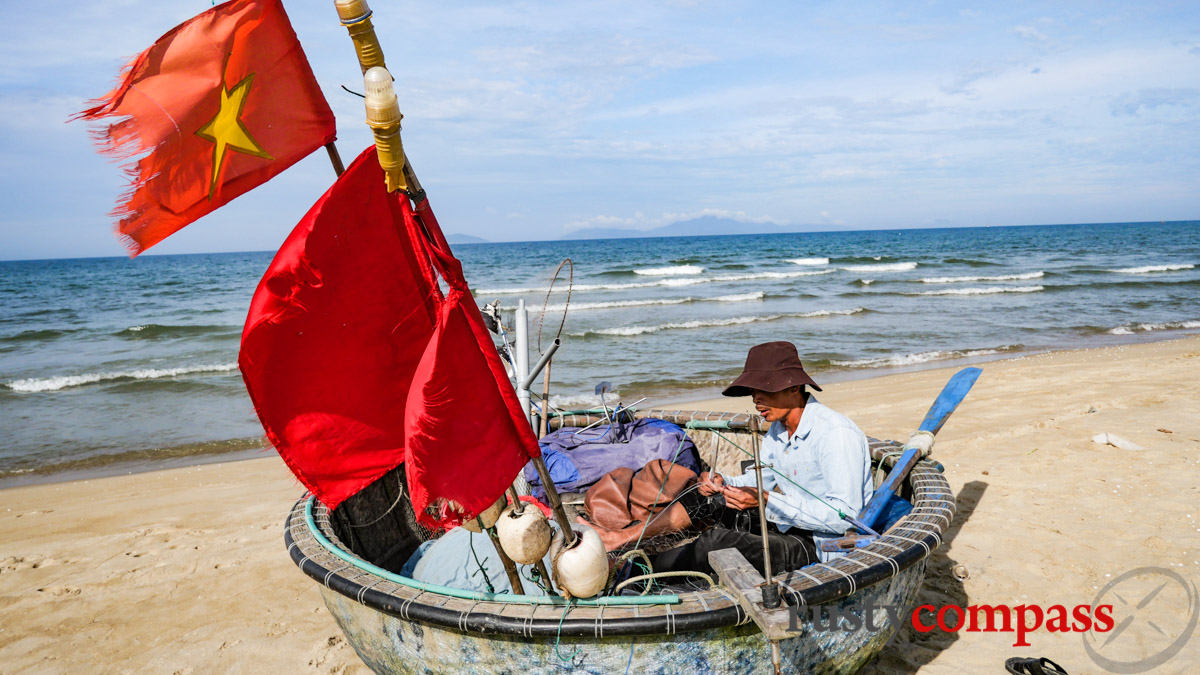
[{"x1": 285, "y1": 409, "x2": 955, "y2": 674}]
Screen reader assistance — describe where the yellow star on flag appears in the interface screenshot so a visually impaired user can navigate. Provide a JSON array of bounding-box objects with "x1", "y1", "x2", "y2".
[{"x1": 196, "y1": 72, "x2": 273, "y2": 200}]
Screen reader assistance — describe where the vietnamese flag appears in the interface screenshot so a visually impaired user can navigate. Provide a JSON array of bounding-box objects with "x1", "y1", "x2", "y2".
[
  {"x1": 75, "y1": 0, "x2": 336, "y2": 256},
  {"x1": 239, "y1": 147, "x2": 541, "y2": 528}
]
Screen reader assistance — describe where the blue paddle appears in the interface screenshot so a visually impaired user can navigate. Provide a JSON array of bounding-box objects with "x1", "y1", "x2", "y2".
[{"x1": 820, "y1": 367, "x2": 981, "y2": 552}]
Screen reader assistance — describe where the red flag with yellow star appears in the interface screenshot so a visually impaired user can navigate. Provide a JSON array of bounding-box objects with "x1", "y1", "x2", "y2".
[{"x1": 75, "y1": 0, "x2": 335, "y2": 256}]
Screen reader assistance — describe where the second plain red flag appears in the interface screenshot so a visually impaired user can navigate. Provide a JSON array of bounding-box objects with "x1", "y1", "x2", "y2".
[
  {"x1": 76, "y1": 0, "x2": 336, "y2": 255},
  {"x1": 239, "y1": 147, "x2": 540, "y2": 528}
]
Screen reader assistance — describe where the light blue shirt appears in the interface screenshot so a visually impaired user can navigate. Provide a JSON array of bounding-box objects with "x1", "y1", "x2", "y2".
[{"x1": 723, "y1": 395, "x2": 873, "y2": 562}]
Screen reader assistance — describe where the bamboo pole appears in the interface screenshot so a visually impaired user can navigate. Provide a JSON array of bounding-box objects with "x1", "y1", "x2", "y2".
[
  {"x1": 479, "y1": 517, "x2": 524, "y2": 595},
  {"x1": 325, "y1": 142, "x2": 345, "y2": 176}
]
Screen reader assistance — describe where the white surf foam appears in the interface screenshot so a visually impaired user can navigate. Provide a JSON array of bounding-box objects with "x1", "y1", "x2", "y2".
[
  {"x1": 913, "y1": 285, "x2": 1044, "y2": 296},
  {"x1": 832, "y1": 348, "x2": 1006, "y2": 369},
  {"x1": 711, "y1": 270, "x2": 834, "y2": 282},
  {"x1": 7, "y1": 363, "x2": 239, "y2": 393},
  {"x1": 1108, "y1": 319, "x2": 1200, "y2": 335},
  {"x1": 543, "y1": 291, "x2": 765, "y2": 313},
  {"x1": 633, "y1": 265, "x2": 704, "y2": 276},
  {"x1": 480, "y1": 279, "x2": 684, "y2": 294},
  {"x1": 797, "y1": 307, "x2": 866, "y2": 317},
  {"x1": 786, "y1": 257, "x2": 829, "y2": 266},
  {"x1": 841, "y1": 262, "x2": 918, "y2": 272},
  {"x1": 542, "y1": 297, "x2": 693, "y2": 312},
  {"x1": 712, "y1": 292, "x2": 766, "y2": 302},
  {"x1": 1112, "y1": 264, "x2": 1194, "y2": 274},
  {"x1": 479, "y1": 269, "x2": 830, "y2": 296},
  {"x1": 582, "y1": 307, "x2": 864, "y2": 337},
  {"x1": 920, "y1": 272, "x2": 1044, "y2": 283}
]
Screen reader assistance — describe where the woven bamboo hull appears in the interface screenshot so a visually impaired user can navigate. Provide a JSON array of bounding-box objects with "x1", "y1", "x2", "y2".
[
  {"x1": 285, "y1": 424, "x2": 955, "y2": 674},
  {"x1": 318, "y1": 560, "x2": 925, "y2": 674}
]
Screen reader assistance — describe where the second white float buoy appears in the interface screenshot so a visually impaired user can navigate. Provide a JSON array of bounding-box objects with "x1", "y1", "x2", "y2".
[{"x1": 550, "y1": 523, "x2": 609, "y2": 599}]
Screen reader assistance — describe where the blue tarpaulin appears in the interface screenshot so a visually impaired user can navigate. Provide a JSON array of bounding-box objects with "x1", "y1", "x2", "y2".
[{"x1": 523, "y1": 418, "x2": 700, "y2": 502}]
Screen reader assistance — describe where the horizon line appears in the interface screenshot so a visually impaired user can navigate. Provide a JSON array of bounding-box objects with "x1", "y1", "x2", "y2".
[{"x1": 1, "y1": 218, "x2": 1192, "y2": 263}]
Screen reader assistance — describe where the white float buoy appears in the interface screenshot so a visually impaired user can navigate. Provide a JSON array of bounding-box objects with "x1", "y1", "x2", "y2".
[
  {"x1": 496, "y1": 505, "x2": 552, "y2": 565},
  {"x1": 461, "y1": 495, "x2": 507, "y2": 532},
  {"x1": 550, "y1": 523, "x2": 609, "y2": 599}
]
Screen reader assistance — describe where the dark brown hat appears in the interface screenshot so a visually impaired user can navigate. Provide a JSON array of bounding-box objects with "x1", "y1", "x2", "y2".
[{"x1": 722, "y1": 341, "x2": 822, "y2": 397}]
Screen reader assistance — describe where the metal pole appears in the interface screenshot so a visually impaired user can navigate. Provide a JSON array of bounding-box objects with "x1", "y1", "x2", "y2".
[
  {"x1": 538, "y1": 360, "x2": 553, "y2": 439},
  {"x1": 750, "y1": 417, "x2": 783, "y2": 674},
  {"x1": 515, "y1": 300, "x2": 531, "y2": 426},
  {"x1": 520, "y1": 338, "x2": 561, "y2": 391},
  {"x1": 514, "y1": 301, "x2": 576, "y2": 547}
]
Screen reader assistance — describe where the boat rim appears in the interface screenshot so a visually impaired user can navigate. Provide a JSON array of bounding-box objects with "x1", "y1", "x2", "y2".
[{"x1": 284, "y1": 447, "x2": 953, "y2": 637}]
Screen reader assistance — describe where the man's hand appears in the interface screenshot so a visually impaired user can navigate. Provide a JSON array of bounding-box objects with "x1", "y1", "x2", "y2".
[
  {"x1": 722, "y1": 486, "x2": 765, "y2": 510},
  {"x1": 697, "y1": 471, "x2": 725, "y2": 496}
]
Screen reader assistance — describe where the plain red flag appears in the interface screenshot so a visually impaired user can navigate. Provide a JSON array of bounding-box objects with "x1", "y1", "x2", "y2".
[
  {"x1": 239, "y1": 147, "x2": 540, "y2": 528},
  {"x1": 75, "y1": 0, "x2": 336, "y2": 256}
]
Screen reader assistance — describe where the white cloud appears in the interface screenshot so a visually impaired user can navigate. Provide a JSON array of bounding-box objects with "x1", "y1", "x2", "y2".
[{"x1": 3, "y1": 1, "x2": 1200, "y2": 256}]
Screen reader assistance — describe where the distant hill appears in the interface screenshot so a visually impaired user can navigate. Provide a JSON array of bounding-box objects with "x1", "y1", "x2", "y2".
[
  {"x1": 564, "y1": 216, "x2": 834, "y2": 240},
  {"x1": 446, "y1": 233, "x2": 489, "y2": 244}
]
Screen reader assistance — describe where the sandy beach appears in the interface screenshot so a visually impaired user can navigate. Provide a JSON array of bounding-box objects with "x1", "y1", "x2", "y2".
[{"x1": 3, "y1": 336, "x2": 1199, "y2": 673}]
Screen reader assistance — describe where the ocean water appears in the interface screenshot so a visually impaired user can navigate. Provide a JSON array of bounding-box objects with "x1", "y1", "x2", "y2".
[{"x1": 1, "y1": 221, "x2": 1198, "y2": 484}]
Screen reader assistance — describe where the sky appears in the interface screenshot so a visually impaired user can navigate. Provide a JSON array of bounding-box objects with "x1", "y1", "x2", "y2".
[{"x1": 1, "y1": 1, "x2": 1198, "y2": 260}]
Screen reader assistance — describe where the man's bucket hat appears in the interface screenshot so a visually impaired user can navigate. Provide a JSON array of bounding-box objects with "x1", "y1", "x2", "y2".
[{"x1": 722, "y1": 341, "x2": 822, "y2": 397}]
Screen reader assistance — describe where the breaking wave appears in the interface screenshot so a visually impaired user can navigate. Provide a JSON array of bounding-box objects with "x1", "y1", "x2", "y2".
[
  {"x1": 920, "y1": 272, "x2": 1044, "y2": 283},
  {"x1": 711, "y1": 292, "x2": 766, "y2": 303},
  {"x1": 831, "y1": 346, "x2": 1019, "y2": 369},
  {"x1": 1112, "y1": 264, "x2": 1194, "y2": 274},
  {"x1": 542, "y1": 292, "x2": 765, "y2": 312},
  {"x1": 6, "y1": 363, "x2": 239, "y2": 393},
  {"x1": 786, "y1": 257, "x2": 829, "y2": 266},
  {"x1": 633, "y1": 265, "x2": 704, "y2": 276},
  {"x1": 912, "y1": 285, "x2": 1044, "y2": 296},
  {"x1": 1108, "y1": 319, "x2": 1200, "y2": 335},
  {"x1": 841, "y1": 262, "x2": 918, "y2": 272},
  {"x1": 478, "y1": 270, "x2": 830, "y2": 295},
  {"x1": 710, "y1": 270, "x2": 833, "y2": 282},
  {"x1": 116, "y1": 324, "x2": 236, "y2": 339},
  {"x1": 576, "y1": 307, "x2": 865, "y2": 337}
]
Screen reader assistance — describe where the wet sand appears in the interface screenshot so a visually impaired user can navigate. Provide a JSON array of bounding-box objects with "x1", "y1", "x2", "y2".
[{"x1": 3, "y1": 336, "x2": 1199, "y2": 673}]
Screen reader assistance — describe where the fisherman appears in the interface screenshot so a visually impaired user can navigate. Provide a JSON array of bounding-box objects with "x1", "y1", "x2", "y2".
[{"x1": 652, "y1": 341, "x2": 874, "y2": 575}]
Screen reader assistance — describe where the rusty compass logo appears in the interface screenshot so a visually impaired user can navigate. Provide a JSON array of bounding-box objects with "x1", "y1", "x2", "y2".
[{"x1": 1084, "y1": 566, "x2": 1198, "y2": 673}]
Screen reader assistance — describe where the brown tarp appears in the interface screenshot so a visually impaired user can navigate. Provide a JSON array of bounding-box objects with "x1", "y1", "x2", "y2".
[{"x1": 583, "y1": 460, "x2": 697, "y2": 551}]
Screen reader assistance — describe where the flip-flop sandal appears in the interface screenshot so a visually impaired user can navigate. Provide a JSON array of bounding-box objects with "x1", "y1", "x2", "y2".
[{"x1": 1005, "y1": 657, "x2": 1068, "y2": 675}]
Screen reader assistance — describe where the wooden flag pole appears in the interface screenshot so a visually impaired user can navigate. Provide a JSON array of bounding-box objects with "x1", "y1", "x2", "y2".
[{"x1": 325, "y1": 142, "x2": 345, "y2": 176}]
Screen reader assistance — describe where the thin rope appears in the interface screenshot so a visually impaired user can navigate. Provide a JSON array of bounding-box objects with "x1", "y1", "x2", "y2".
[
  {"x1": 554, "y1": 601, "x2": 581, "y2": 663},
  {"x1": 466, "y1": 532, "x2": 496, "y2": 594},
  {"x1": 710, "y1": 428, "x2": 849, "y2": 521},
  {"x1": 876, "y1": 450, "x2": 905, "y2": 489},
  {"x1": 607, "y1": 433, "x2": 690, "y2": 594},
  {"x1": 613, "y1": 570, "x2": 715, "y2": 596},
  {"x1": 347, "y1": 472, "x2": 406, "y2": 528}
]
